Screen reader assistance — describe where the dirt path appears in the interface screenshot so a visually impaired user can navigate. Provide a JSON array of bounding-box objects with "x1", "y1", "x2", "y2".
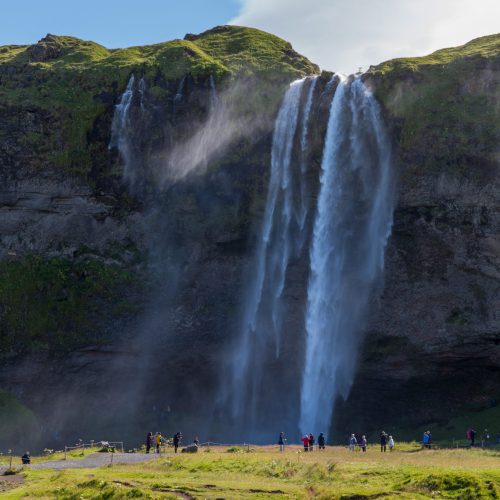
[{"x1": 0, "y1": 452, "x2": 162, "y2": 472}]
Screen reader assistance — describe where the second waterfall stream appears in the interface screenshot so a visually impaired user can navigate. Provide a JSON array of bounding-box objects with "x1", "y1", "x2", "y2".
[{"x1": 222, "y1": 73, "x2": 394, "y2": 439}]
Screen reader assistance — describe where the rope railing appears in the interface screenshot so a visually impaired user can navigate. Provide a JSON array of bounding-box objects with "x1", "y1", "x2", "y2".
[{"x1": 63, "y1": 440, "x2": 124, "y2": 459}]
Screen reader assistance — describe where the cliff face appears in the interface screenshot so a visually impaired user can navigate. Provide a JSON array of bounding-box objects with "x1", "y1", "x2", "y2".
[
  {"x1": 0, "y1": 27, "x2": 498, "y2": 445},
  {"x1": 339, "y1": 35, "x2": 500, "y2": 437}
]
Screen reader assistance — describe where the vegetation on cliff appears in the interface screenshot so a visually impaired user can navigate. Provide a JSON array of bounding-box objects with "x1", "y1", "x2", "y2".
[
  {"x1": 0, "y1": 26, "x2": 317, "y2": 180},
  {"x1": 0, "y1": 256, "x2": 136, "y2": 357},
  {"x1": 367, "y1": 33, "x2": 500, "y2": 180}
]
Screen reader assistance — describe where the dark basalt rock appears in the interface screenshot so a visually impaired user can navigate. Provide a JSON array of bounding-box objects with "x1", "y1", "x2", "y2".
[{"x1": 27, "y1": 34, "x2": 63, "y2": 62}]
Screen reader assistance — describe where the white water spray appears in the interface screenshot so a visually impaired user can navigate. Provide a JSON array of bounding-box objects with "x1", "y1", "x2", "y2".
[
  {"x1": 227, "y1": 78, "x2": 306, "y2": 421},
  {"x1": 299, "y1": 76, "x2": 394, "y2": 434},
  {"x1": 109, "y1": 74, "x2": 138, "y2": 186},
  {"x1": 295, "y1": 76, "x2": 319, "y2": 254}
]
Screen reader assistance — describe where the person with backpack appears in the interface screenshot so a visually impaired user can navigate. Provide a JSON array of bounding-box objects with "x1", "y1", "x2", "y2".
[
  {"x1": 155, "y1": 432, "x2": 162, "y2": 453},
  {"x1": 278, "y1": 432, "x2": 286, "y2": 452},
  {"x1": 146, "y1": 431, "x2": 153, "y2": 453},
  {"x1": 318, "y1": 433, "x2": 326, "y2": 450},
  {"x1": 308, "y1": 433, "x2": 315, "y2": 451},
  {"x1": 361, "y1": 435, "x2": 367, "y2": 452},
  {"x1": 173, "y1": 432, "x2": 182, "y2": 453},
  {"x1": 21, "y1": 451, "x2": 30, "y2": 465},
  {"x1": 380, "y1": 431, "x2": 388, "y2": 452},
  {"x1": 301, "y1": 435, "x2": 310, "y2": 451},
  {"x1": 349, "y1": 434, "x2": 357, "y2": 451}
]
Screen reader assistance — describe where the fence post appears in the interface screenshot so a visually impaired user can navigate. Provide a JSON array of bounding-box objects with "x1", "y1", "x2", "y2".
[
  {"x1": 247, "y1": 442, "x2": 250, "y2": 452},
  {"x1": 110, "y1": 452, "x2": 114, "y2": 465},
  {"x1": 9, "y1": 451, "x2": 12, "y2": 470},
  {"x1": 64, "y1": 446, "x2": 67, "y2": 461}
]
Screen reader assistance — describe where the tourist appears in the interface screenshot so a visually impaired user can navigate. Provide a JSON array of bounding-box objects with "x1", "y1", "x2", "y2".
[
  {"x1": 173, "y1": 432, "x2": 182, "y2": 453},
  {"x1": 309, "y1": 433, "x2": 315, "y2": 451},
  {"x1": 349, "y1": 433, "x2": 357, "y2": 451},
  {"x1": 467, "y1": 427, "x2": 476, "y2": 447},
  {"x1": 423, "y1": 431, "x2": 432, "y2": 449},
  {"x1": 301, "y1": 435, "x2": 310, "y2": 451},
  {"x1": 278, "y1": 432, "x2": 285, "y2": 452},
  {"x1": 380, "y1": 431, "x2": 387, "y2": 452},
  {"x1": 388, "y1": 435, "x2": 395, "y2": 451},
  {"x1": 155, "y1": 432, "x2": 162, "y2": 453},
  {"x1": 21, "y1": 451, "x2": 30, "y2": 465},
  {"x1": 318, "y1": 432, "x2": 326, "y2": 450},
  {"x1": 470, "y1": 427, "x2": 476, "y2": 447},
  {"x1": 146, "y1": 431, "x2": 153, "y2": 454},
  {"x1": 482, "y1": 429, "x2": 490, "y2": 447},
  {"x1": 361, "y1": 435, "x2": 367, "y2": 452}
]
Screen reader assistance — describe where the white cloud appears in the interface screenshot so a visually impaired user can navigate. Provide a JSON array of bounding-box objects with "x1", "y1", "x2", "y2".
[{"x1": 230, "y1": 0, "x2": 500, "y2": 73}]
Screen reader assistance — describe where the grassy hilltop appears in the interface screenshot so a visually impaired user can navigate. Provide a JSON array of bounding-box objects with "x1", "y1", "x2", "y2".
[
  {"x1": 0, "y1": 25, "x2": 318, "y2": 178},
  {"x1": 366, "y1": 33, "x2": 500, "y2": 180}
]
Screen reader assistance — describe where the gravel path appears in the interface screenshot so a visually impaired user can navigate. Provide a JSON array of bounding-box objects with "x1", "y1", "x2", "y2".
[{"x1": 0, "y1": 453, "x2": 162, "y2": 472}]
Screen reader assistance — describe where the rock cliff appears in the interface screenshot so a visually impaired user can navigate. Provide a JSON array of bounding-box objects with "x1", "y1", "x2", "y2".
[{"x1": 0, "y1": 27, "x2": 498, "y2": 446}]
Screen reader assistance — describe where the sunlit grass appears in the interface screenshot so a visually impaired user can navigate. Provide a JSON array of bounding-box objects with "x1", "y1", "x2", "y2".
[{"x1": 2, "y1": 445, "x2": 499, "y2": 498}]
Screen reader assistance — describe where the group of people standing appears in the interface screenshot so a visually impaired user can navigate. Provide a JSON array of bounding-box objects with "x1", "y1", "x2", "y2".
[
  {"x1": 466, "y1": 428, "x2": 494, "y2": 447},
  {"x1": 348, "y1": 431, "x2": 395, "y2": 452},
  {"x1": 299, "y1": 432, "x2": 326, "y2": 451},
  {"x1": 146, "y1": 431, "x2": 184, "y2": 453}
]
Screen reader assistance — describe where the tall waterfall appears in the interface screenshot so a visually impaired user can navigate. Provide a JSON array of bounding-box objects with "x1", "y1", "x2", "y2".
[
  {"x1": 295, "y1": 75, "x2": 318, "y2": 254},
  {"x1": 299, "y1": 76, "x2": 394, "y2": 434},
  {"x1": 109, "y1": 74, "x2": 135, "y2": 177},
  {"x1": 109, "y1": 74, "x2": 146, "y2": 188},
  {"x1": 226, "y1": 78, "x2": 308, "y2": 427}
]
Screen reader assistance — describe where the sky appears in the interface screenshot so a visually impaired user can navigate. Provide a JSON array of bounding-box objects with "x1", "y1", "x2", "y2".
[{"x1": 2, "y1": 0, "x2": 499, "y2": 73}]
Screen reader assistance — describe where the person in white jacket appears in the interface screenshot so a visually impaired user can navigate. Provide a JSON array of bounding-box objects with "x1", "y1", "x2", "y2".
[{"x1": 388, "y1": 435, "x2": 395, "y2": 451}]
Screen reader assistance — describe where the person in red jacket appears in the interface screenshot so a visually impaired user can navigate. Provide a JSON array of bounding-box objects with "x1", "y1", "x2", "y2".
[{"x1": 301, "y1": 435, "x2": 310, "y2": 451}]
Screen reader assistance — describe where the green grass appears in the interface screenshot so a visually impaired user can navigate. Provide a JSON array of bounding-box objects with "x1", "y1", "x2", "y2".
[
  {"x1": 397, "y1": 404, "x2": 500, "y2": 447},
  {"x1": 366, "y1": 33, "x2": 500, "y2": 180},
  {"x1": 0, "y1": 26, "x2": 318, "y2": 181},
  {"x1": 2, "y1": 446, "x2": 499, "y2": 498},
  {"x1": 371, "y1": 33, "x2": 500, "y2": 75}
]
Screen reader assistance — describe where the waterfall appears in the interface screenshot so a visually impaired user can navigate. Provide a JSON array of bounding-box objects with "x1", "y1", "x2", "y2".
[
  {"x1": 295, "y1": 75, "x2": 319, "y2": 255},
  {"x1": 109, "y1": 74, "x2": 137, "y2": 186},
  {"x1": 299, "y1": 76, "x2": 394, "y2": 435},
  {"x1": 109, "y1": 74, "x2": 134, "y2": 154},
  {"x1": 209, "y1": 74, "x2": 219, "y2": 109},
  {"x1": 227, "y1": 78, "x2": 306, "y2": 425},
  {"x1": 174, "y1": 75, "x2": 186, "y2": 110}
]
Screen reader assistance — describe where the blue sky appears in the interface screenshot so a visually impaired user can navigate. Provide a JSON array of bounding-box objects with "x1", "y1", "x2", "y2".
[
  {"x1": 2, "y1": 0, "x2": 499, "y2": 73},
  {"x1": 1, "y1": 0, "x2": 240, "y2": 48}
]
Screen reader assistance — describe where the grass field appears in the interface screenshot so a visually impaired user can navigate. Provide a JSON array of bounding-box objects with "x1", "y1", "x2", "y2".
[{"x1": 1, "y1": 444, "x2": 499, "y2": 499}]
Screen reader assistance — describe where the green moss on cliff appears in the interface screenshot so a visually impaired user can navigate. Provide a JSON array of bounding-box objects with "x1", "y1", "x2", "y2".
[
  {"x1": 367, "y1": 34, "x2": 500, "y2": 179},
  {"x1": 0, "y1": 27, "x2": 317, "y2": 181},
  {"x1": 189, "y1": 25, "x2": 318, "y2": 77},
  {"x1": 0, "y1": 256, "x2": 135, "y2": 357}
]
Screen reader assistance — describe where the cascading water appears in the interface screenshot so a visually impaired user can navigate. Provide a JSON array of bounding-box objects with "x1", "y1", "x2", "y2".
[
  {"x1": 226, "y1": 78, "x2": 307, "y2": 429},
  {"x1": 299, "y1": 76, "x2": 394, "y2": 435},
  {"x1": 109, "y1": 74, "x2": 147, "y2": 189},
  {"x1": 209, "y1": 74, "x2": 219, "y2": 109},
  {"x1": 109, "y1": 74, "x2": 135, "y2": 182},
  {"x1": 295, "y1": 75, "x2": 319, "y2": 255}
]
